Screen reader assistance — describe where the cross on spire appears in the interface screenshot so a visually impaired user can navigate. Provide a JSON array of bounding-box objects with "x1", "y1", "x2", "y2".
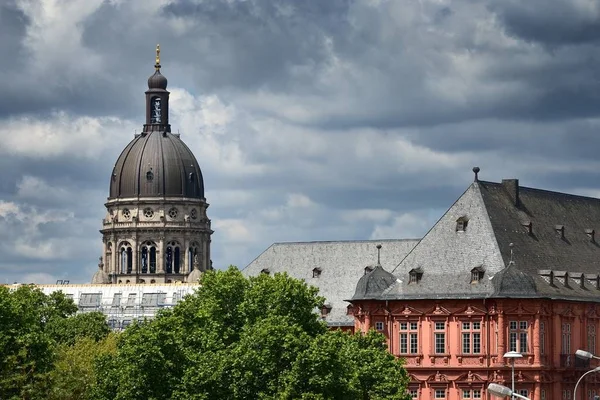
[{"x1": 155, "y1": 44, "x2": 161, "y2": 71}]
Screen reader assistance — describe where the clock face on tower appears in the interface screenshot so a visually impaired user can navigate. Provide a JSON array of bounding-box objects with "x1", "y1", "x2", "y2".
[{"x1": 151, "y1": 97, "x2": 162, "y2": 124}]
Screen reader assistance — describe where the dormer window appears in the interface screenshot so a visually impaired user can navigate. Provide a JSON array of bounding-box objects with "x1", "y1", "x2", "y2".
[
  {"x1": 260, "y1": 268, "x2": 270, "y2": 275},
  {"x1": 320, "y1": 304, "x2": 332, "y2": 318},
  {"x1": 471, "y1": 266, "x2": 485, "y2": 283},
  {"x1": 346, "y1": 305, "x2": 355, "y2": 316},
  {"x1": 586, "y1": 229, "x2": 596, "y2": 242},
  {"x1": 312, "y1": 267, "x2": 322, "y2": 278},
  {"x1": 456, "y1": 217, "x2": 469, "y2": 232},
  {"x1": 364, "y1": 266, "x2": 374, "y2": 275},
  {"x1": 555, "y1": 225, "x2": 565, "y2": 239},
  {"x1": 522, "y1": 221, "x2": 533, "y2": 235},
  {"x1": 409, "y1": 268, "x2": 423, "y2": 284}
]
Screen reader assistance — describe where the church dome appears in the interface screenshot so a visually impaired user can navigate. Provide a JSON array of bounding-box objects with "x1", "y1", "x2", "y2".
[
  {"x1": 109, "y1": 131, "x2": 204, "y2": 199},
  {"x1": 148, "y1": 70, "x2": 167, "y2": 90}
]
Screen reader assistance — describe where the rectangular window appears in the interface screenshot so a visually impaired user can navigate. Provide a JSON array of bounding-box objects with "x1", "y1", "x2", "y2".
[
  {"x1": 435, "y1": 389, "x2": 446, "y2": 398},
  {"x1": 462, "y1": 390, "x2": 471, "y2": 398},
  {"x1": 562, "y1": 323, "x2": 571, "y2": 354},
  {"x1": 588, "y1": 324, "x2": 596, "y2": 354},
  {"x1": 541, "y1": 389, "x2": 546, "y2": 400},
  {"x1": 509, "y1": 320, "x2": 528, "y2": 353},
  {"x1": 409, "y1": 389, "x2": 418, "y2": 399},
  {"x1": 519, "y1": 390, "x2": 528, "y2": 397},
  {"x1": 461, "y1": 321, "x2": 481, "y2": 354},
  {"x1": 126, "y1": 293, "x2": 136, "y2": 307},
  {"x1": 562, "y1": 389, "x2": 571, "y2": 400},
  {"x1": 473, "y1": 390, "x2": 481, "y2": 399},
  {"x1": 111, "y1": 293, "x2": 122, "y2": 307},
  {"x1": 79, "y1": 293, "x2": 102, "y2": 308},
  {"x1": 434, "y1": 322, "x2": 446, "y2": 354},
  {"x1": 375, "y1": 321, "x2": 384, "y2": 331},
  {"x1": 399, "y1": 322, "x2": 419, "y2": 354}
]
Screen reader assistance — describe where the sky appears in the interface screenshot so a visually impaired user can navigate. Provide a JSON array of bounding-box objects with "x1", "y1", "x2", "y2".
[{"x1": 2, "y1": 0, "x2": 600, "y2": 284}]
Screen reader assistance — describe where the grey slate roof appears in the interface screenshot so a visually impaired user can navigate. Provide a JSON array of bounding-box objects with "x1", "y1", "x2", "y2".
[
  {"x1": 243, "y1": 239, "x2": 419, "y2": 326},
  {"x1": 109, "y1": 131, "x2": 205, "y2": 199},
  {"x1": 352, "y1": 178, "x2": 600, "y2": 303}
]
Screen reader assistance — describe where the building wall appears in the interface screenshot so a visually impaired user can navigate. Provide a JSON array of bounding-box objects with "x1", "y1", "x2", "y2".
[{"x1": 353, "y1": 297, "x2": 600, "y2": 400}]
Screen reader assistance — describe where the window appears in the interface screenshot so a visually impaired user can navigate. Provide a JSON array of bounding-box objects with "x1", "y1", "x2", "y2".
[
  {"x1": 141, "y1": 293, "x2": 166, "y2": 307},
  {"x1": 541, "y1": 389, "x2": 546, "y2": 400},
  {"x1": 125, "y1": 293, "x2": 136, "y2": 308},
  {"x1": 540, "y1": 321, "x2": 546, "y2": 355},
  {"x1": 140, "y1": 241, "x2": 157, "y2": 274},
  {"x1": 108, "y1": 319, "x2": 119, "y2": 329},
  {"x1": 461, "y1": 321, "x2": 481, "y2": 354},
  {"x1": 166, "y1": 242, "x2": 181, "y2": 274},
  {"x1": 168, "y1": 207, "x2": 178, "y2": 219},
  {"x1": 111, "y1": 293, "x2": 122, "y2": 308},
  {"x1": 260, "y1": 268, "x2": 270, "y2": 275},
  {"x1": 399, "y1": 322, "x2": 419, "y2": 354},
  {"x1": 146, "y1": 170, "x2": 154, "y2": 181},
  {"x1": 470, "y1": 267, "x2": 484, "y2": 283},
  {"x1": 435, "y1": 389, "x2": 446, "y2": 398},
  {"x1": 312, "y1": 267, "x2": 322, "y2": 278},
  {"x1": 375, "y1": 321, "x2": 384, "y2": 331},
  {"x1": 509, "y1": 320, "x2": 528, "y2": 353},
  {"x1": 364, "y1": 266, "x2": 374, "y2": 274},
  {"x1": 588, "y1": 324, "x2": 596, "y2": 354},
  {"x1": 562, "y1": 390, "x2": 571, "y2": 400},
  {"x1": 143, "y1": 207, "x2": 154, "y2": 218},
  {"x1": 79, "y1": 293, "x2": 101, "y2": 308},
  {"x1": 409, "y1": 389, "x2": 418, "y2": 399},
  {"x1": 519, "y1": 390, "x2": 528, "y2": 398},
  {"x1": 456, "y1": 217, "x2": 468, "y2": 232},
  {"x1": 562, "y1": 322, "x2": 571, "y2": 354},
  {"x1": 434, "y1": 321, "x2": 446, "y2": 354},
  {"x1": 462, "y1": 390, "x2": 481, "y2": 399},
  {"x1": 409, "y1": 268, "x2": 423, "y2": 284}
]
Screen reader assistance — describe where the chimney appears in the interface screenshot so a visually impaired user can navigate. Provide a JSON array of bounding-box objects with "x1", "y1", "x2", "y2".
[{"x1": 502, "y1": 179, "x2": 520, "y2": 206}]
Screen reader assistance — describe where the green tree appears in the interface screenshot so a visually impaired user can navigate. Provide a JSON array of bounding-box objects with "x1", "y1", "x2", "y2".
[
  {"x1": 48, "y1": 312, "x2": 112, "y2": 346},
  {"x1": 93, "y1": 267, "x2": 410, "y2": 400},
  {"x1": 0, "y1": 285, "x2": 80, "y2": 399},
  {"x1": 48, "y1": 333, "x2": 118, "y2": 400}
]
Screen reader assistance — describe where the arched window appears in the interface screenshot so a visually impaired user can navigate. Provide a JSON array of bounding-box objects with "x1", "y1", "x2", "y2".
[
  {"x1": 140, "y1": 241, "x2": 157, "y2": 274},
  {"x1": 188, "y1": 242, "x2": 200, "y2": 272},
  {"x1": 120, "y1": 243, "x2": 132, "y2": 273},
  {"x1": 166, "y1": 241, "x2": 181, "y2": 274}
]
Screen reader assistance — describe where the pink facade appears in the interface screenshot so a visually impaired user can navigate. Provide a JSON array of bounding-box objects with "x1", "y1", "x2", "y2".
[{"x1": 352, "y1": 298, "x2": 600, "y2": 400}]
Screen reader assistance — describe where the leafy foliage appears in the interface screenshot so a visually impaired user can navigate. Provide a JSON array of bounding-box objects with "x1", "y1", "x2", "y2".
[{"x1": 93, "y1": 267, "x2": 410, "y2": 400}]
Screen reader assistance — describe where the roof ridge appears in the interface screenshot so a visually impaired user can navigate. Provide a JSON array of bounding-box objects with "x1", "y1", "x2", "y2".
[{"x1": 479, "y1": 180, "x2": 600, "y2": 202}]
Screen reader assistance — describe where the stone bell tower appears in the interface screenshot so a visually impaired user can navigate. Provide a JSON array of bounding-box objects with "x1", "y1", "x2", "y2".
[{"x1": 95, "y1": 45, "x2": 213, "y2": 284}]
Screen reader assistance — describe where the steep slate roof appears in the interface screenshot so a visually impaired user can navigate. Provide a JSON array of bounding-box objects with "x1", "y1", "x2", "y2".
[
  {"x1": 243, "y1": 239, "x2": 419, "y2": 326},
  {"x1": 353, "y1": 177, "x2": 600, "y2": 303}
]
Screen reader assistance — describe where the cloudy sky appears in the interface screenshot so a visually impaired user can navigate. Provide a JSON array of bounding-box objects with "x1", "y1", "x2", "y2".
[{"x1": 1, "y1": 0, "x2": 600, "y2": 284}]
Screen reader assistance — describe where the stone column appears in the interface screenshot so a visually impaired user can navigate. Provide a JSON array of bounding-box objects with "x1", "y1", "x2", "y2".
[
  {"x1": 182, "y1": 237, "x2": 189, "y2": 273},
  {"x1": 202, "y1": 237, "x2": 208, "y2": 271},
  {"x1": 111, "y1": 240, "x2": 117, "y2": 275},
  {"x1": 364, "y1": 312, "x2": 371, "y2": 334},
  {"x1": 131, "y1": 238, "x2": 138, "y2": 275},
  {"x1": 158, "y1": 236, "x2": 165, "y2": 273},
  {"x1": 553, "y1": 311, "x2": 561, "y2": 368}
]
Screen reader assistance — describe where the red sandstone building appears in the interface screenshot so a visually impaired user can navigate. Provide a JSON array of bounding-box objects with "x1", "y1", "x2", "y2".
[{"x1": 350, "y1": 169, "x2": 600, "y2": 400}]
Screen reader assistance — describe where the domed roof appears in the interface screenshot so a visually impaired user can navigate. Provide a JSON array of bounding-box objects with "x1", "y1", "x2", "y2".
[
  {"x1": 92, "y1": 265, "x2": 110, "y2": 284},
  {"x1": 109, "y1": 131, "x2": 205, "y2": 199},
  {"x1": 148, "y1": 70, "x2": 167, "y2": 90},
  {"x1": 352, "y1": 265, "x2": 398, "y2": 300}
]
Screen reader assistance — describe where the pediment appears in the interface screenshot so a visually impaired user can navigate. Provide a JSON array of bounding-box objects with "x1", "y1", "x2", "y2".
[
  {"x1": 586, "y1": 306, "x2": 600, "y2": 319},
  {"x1": 561, "y1": 305, "x2": 577, "y2": 318},
  {"x1": 408, "y1": 373, "x2": 422, "y2": 383},
  {"x1": 426, "y1": 304, "x2": 451, "y2": 316},
  {"x1": 427, "y1": 371, "x2": 449, "y2": 382},
  {"x1": 455, "y1": 305, "x2": 487, "y2": 318},
  {"x1": 515, "y1": 370, "x2": 535, "y2": 383},
  {"x1": 456, "y1": 371, "x2": 485, "y2": 383},
  {"x1": 393, "y1": 304, "x2": 425, "y2": 317},
  {"x1": 504, "y1": 302, "x2": 535, "y2": 316},
  {"x1": 371, "y1": 304, "x2": 391, "y2": 316}
]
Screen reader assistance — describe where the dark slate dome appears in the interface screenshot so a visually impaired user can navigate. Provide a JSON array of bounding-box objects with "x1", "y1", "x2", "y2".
[
  {"x1": 109, "y1": 131, "x2": 205, "y2": 199},
  {"x1": 352, "y1": 265, "x2": 398, "y2": 300},
  {"x1": 148, "y1": 70, "x2": 167, "y2": 90},
  {"x1": 491, "y1": 262, "x2": 537, "y2": 297}
]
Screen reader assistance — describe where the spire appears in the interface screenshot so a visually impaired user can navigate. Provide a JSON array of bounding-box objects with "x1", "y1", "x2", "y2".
[
  {"x1": 155, "y1": 44, "x2": 161, "y2": 71},
  {"x1": 376, "y1": 244, "x2": 382, "y2": 266}
]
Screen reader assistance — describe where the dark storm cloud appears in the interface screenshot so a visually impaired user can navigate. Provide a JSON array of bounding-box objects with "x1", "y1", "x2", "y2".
[{"x1": 487, "y1": 0, "x2": 600, "y2": 46}]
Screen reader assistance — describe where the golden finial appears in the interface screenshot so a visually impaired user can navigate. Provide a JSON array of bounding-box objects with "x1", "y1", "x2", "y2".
[{"x1": 155, "y1": 44, "x2": 161, "y2": 70}]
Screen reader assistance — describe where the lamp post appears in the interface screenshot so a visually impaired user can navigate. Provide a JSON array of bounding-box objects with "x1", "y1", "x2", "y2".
[
  {"x1": 574, "y1": 350, "x2": 600, "y2": 400},
  {"x1": 488, "y1": 383, "x2": 531, "y2": 400},
  {"x1": 504, "y1": 351, "x2": 523, "y2": 399}
]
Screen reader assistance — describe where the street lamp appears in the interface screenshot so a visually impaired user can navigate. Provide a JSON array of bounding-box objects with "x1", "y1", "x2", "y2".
[
  {"x1": 574, "y1": 349, "x2": 600, "y2": 400},
  {"x1": 504, "y1": 351, "x2": 523, "y2": 399},
  {"x1": 488, "y1": 383, "x2": 531, "y2": 400}
]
